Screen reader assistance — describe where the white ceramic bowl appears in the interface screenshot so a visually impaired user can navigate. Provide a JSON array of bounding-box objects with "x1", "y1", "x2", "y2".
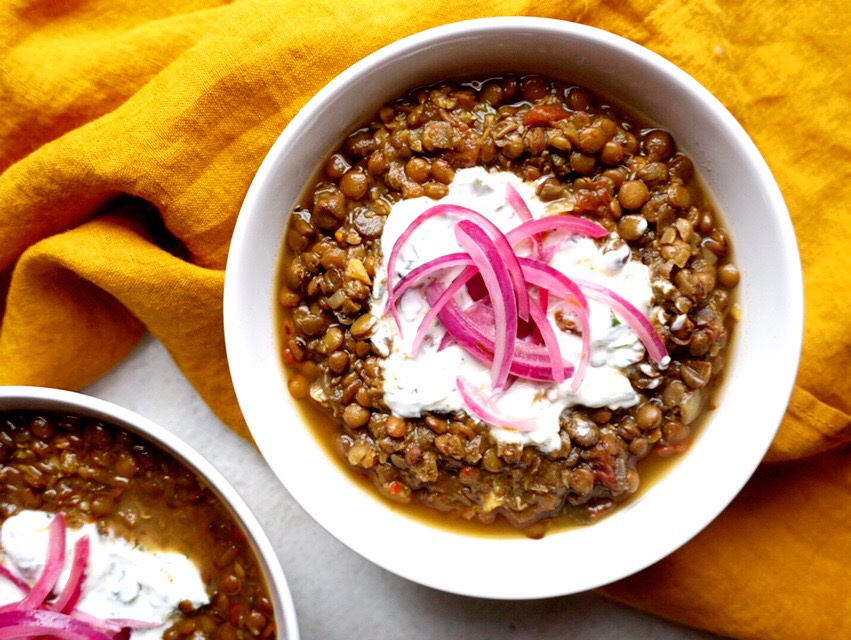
[
  {"x1": 224, "y1": 18, "x2": 803, "y2": 599},
  {"x1": 0, "y1": 386, "x2": 299, "y2": 639}
]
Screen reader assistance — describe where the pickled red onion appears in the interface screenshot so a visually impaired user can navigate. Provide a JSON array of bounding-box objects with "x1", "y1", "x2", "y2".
[
  {"x1": 50, "y1": 537, "x2": 90, "y2": 614},
  {"x1": 505, "y1": 215, "x2": 608, "y2": 246},
  {"x1": 424, "y1": 285, "x2": 573, "y2": 381},
  {"x1": 0, "y1": 567, "x2": 28, "y2": 595},
  {"x1": 381, "y1": 184, "x2": 669, "y2": 432},
  {"x1": 505, "y1": 182, "x2": 541, "y2": 257},
  {"x1": 103, "y1": 619, "x2": 161, "y2": 631},
  {"x1": 574, "y1": 279, "x2": 670, "y2": 366},
  {"x1": 455, "y1": 221, "x2": 517, "y2": 390},
  {"x1": 386, "y1": 252, "x2": 473, "y2": 314},
  {"x1": 68, "y1": 611, "x2": 122, "y2": 634},
  {"x1": 518, "y1": 258, "x2": 592, "y2": 391},
  {"x1": 0, "y1": 610, "x2": 114, "y2": 640},
  {"x1": 385, "y1": 203, "x2": 531, "y2": 326},
  {"x1": 456, "y1": 377, "x2": 538, "y2": 433},
  {"x1": 411, "y1": 266, "x2": 476, "y2": 356},
  {"x1": 526, "y1": 297, "x2": 566, "y2": 384},
  {"x1": 16, "y1": 514, "x2": 65, "y2": 611},
  {"x1": 505, "y1": 183, "x2": 533, "y2": 222}
]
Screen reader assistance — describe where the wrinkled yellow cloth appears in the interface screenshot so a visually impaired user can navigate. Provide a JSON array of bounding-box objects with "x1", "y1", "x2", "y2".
[{"x1": 1, "y1": 0, "x2": 849, "y2": 637}]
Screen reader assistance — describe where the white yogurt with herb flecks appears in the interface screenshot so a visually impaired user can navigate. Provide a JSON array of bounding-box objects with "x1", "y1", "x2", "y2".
[
  {"x1": 370, "y1": 167, "x2": 657, "y2": 452},
  {"x1": 0, "y1": 510, "x2": 209, "y2": 640}
]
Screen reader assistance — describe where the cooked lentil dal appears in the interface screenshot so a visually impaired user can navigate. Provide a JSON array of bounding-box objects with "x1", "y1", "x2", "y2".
[
  {"x1": 278, "y1": 75, "x2": 738, "y2": 538},
  {"x1": 0, "y1": 411, "x2": 276, "y2": 639}
]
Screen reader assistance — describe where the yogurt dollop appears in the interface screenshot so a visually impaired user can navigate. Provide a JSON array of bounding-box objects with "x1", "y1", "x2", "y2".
[
  {"x1": 0, "y1": 510, "x2": 209, "y2": 640},
  {"x1": 371, "y1": 167, "x2": 655, "y2": 452}
]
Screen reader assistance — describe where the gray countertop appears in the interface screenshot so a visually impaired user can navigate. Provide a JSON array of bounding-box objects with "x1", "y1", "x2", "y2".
[{"x1": 85, "y1": 335, "x2": 721, "y2": 640}]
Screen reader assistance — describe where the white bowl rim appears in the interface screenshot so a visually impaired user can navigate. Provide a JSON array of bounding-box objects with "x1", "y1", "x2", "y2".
[
  {"x1": 0, "y1": 385, "x2": 300, "y2": 639},
  {"x1": 225, "y1": 17, "x2": 803, "y2": 599}
]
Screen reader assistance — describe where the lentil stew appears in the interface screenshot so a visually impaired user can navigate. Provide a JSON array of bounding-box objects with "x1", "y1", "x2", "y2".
[
  {"x1": 0, "y1": 410, "x2": 277, "y2": 639},
  {"x1": 278, "y1": 75, "x2": 739, "y2": 538}
]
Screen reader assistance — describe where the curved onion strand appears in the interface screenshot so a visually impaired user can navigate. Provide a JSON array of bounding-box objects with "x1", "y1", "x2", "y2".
[
  {"x1": 105, "y1": 619, "x2": 161, "y2": 630},
  {"x1": 385, "y1": 252, "x2": 473, "y2": 324},
  {"x1": 424, "y1": 285, "x2": 573, "y2": 381},
  {"x1": 68, "y1": 611, "x2": 122, "y2": 634},
  {"x1": 17, "y1": 514, "x2": 66, "y2": 611},
  {"x1": 386, "y1": 204, "x2": 530, "y2": 325},
  {"x1": 50, "y1": 537, "x2": 90, "y2": 614},
  {"x1": 505, "y1": 183, "x2": 534, "y2": 222},
  {"x1": 411, "y1": 266, "x2": 476, "y2": 356},
  {"x1": 457, "y1": 377, "x2": 538, "y2": 433},
  {"x1": 526, "y1": 298, "x2": 566, "y2": 384},
  {"x1": 574, "y1": 278, "x2": 670, "y2": 365},
  {"x1": 505, "y1": 182, "x2": 542, "y2": 257},
  {"x1": 455, "y1": 221, "x2": 518, "y2": 390},
  {"x1": 0, "y1": 566, "x2": 29, "y2": 595},
  {"x1": 0, "y1": 610, "x2": 115, "y2": 640},
  {"x1": 505, "y1": 216, "x2": 608, "y2": 246},
  {"x1": 518, "y1": 258, "x2": 592, "y2": 391}
]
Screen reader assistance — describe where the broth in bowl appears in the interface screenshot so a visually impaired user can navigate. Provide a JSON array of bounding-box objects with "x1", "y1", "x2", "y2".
[{"x1": 277, "y1": 75, "x2": 739, "y2": 537}]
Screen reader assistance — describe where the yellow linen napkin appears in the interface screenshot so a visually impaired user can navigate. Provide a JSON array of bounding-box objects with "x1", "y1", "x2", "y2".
[{"x1": 1, "y1": 1, "x2": 848, "y2": 638}]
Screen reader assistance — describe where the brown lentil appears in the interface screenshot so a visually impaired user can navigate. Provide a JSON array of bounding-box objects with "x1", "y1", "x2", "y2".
[
  {"x1": 343, "y1": 404, "x2": 371, "y2": 428},
  {"x1": 617, "y1": 215, "x2": 647, "y2": 241},
  {"x1": 578, "y1": 126, "x2": 607, "y2": 154},
  {"x1": 643, "y1": 129, "x2": 674, "y2": 161},
  {"x1": 385, "y1": 416, "x2": 409, "y2": 439},
  {"x1": 405, "y1": 157, "x2": 431, "y2": 183},
  {"x1": 636, "y1": 404, "x2": 663, "y2": 431},
  {"x1": 718, "y1": 263, "x2": 740, "y2": 288},
  {"x1": 339, "y1": 169, "x2": 369, "y2": 200},
  {"x1": 287, "y1": 374, "x2": 310, "y2": 400},
  {"x1": 618, "y1": 180, "x2": 650, "y2": 210},
  {"x1": 600, "y1": 141, "x2": 625, "y2": 166}
]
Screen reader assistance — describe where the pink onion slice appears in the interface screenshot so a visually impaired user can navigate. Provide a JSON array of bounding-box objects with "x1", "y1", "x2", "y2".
[
  {"x1": 539, "y1": 238, "x2": 564, "y2": 264},
  {"x1": 51, "y1": 536, "x2": 90, "y2": 614},
  {"x1": 437, "y1": 332, "x2": 456, "y2": 351},
  {"x1": 518, "y1": 258, "x2": 592, "y2": 391},
  {"x1": 505, "y1": 183, "x2": 534, "y2": 222},
  {"x1": 411, "y1": 266, "x2": 477, "y2": 356},
  {"x1": 437, "y1": 205, "x2": 530, "y2": 321},
  {"x1": 0, "y1": 565, "x2": 29, "y2": 594},
  {"x1": 0, "y1": 517, "x2": 171, "y2": 639},
  {"x1": 505, "y1": 182, "x2": 541, "y2": 257},
  {"x1": 69, "y1": 611, "x2": 122, "y2": 634},
  {"x1": 0, "y1": 610, "x2": 115, "y2": 640},
  {"x1": 106, "y1": 618, "x2": 161, "y2": 630},
  {"x1": 505, "y1": 216, "x2": 608, "y2": 247},
  {"x1": 385, "y1": 252, "x2": 474, "y2": 323},
  {"x1": 456, "y1": 377, "x2": 538, "y2": 433},
  {"x1": 526, "y1": 297, "x2": 566, "y2": 384},
  {"x1": 424, "y1": 285, "x2": 573, "y2": 381},
  {"x1": 17, "y1": 513, "x2": 66, "y2": 611},
  {"x1": 385, "y1": 204, "x2": 530, "y2": 325},
  {"x1": 455, "y1": 221, "x2": 518, "y2": 390},
  {"x1": 573, "y1": 278, "x2": 670, "y2": 365},
  {"x1": 507, "y1": 215, "x2": 607, "y2": 268},
  {"x1": 534, "y1": 289, "x2": 550, "y2": 345}
]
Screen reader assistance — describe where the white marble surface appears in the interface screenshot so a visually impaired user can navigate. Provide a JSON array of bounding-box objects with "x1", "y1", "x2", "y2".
[{"x1": 84, "y1": 335, "x2": 723, "y2": 640}]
